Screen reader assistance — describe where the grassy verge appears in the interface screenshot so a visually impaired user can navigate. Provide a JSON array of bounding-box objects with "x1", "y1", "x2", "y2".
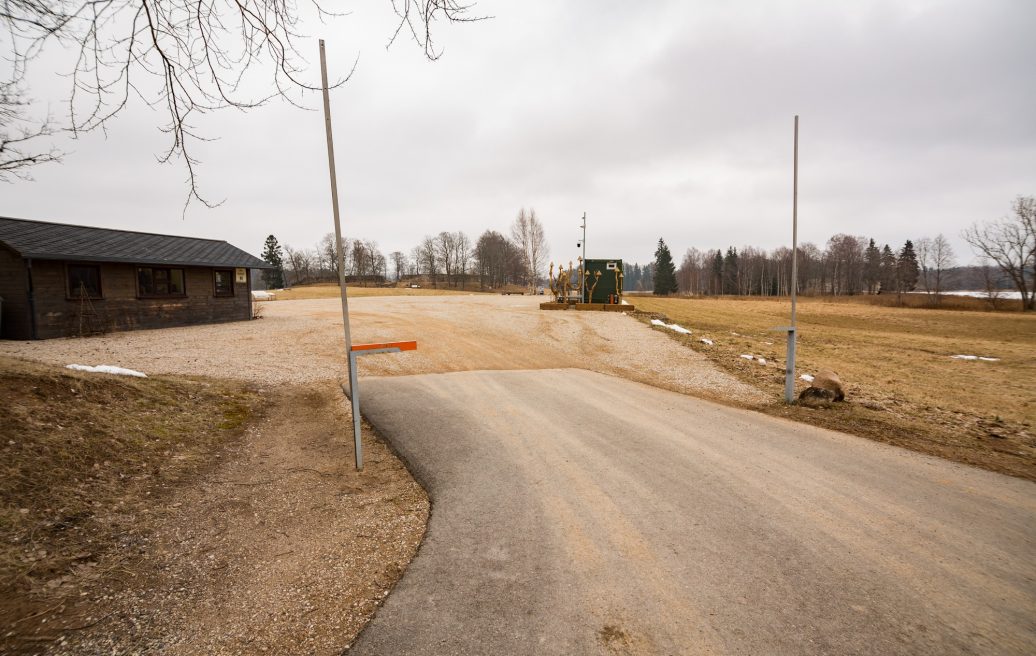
[
  {"x1": 0, "y1": 356, "x2": 259, "y2": 631},
  {"x1": 632, "y1": 296, "x2": 1036, "y2": 481},
  {"x1": 266, "y1": 284, "x2": 490, "y2": 301}
]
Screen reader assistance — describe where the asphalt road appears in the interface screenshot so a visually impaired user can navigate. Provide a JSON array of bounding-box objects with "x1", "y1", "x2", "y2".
[{"x1": 348, "y1": 369, "x2": 1036, "y2": 655}]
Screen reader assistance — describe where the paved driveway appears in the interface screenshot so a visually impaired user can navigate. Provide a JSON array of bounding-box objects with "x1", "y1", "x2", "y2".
[{"x1": 349, "y1": 369, "x2": 1036, "y2": 655}]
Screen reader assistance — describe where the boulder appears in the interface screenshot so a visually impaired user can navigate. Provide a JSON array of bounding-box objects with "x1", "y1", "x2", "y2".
[{"x1": 799, "y1": 369, "x2": 845, "y2": 402}]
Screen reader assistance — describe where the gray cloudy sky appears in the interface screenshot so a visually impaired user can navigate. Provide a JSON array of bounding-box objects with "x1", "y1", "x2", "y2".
[{"x1": 4, "y1": 0, "x2": 1034, "y2": 266}]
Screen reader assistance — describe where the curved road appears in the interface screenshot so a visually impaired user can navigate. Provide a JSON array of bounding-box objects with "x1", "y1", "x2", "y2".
[{"x1": 349, "y1": 369, "x2": 1036, "y2": 655}]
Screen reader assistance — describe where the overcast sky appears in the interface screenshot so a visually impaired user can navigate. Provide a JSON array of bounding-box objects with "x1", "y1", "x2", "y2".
[{"x1": 3, "y1": 0, "x2": 1034, "y2": 266}]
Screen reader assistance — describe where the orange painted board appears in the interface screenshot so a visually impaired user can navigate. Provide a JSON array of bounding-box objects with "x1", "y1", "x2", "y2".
[{"x1": 351, "y1": 340, "x2": 417, "y2": 352}]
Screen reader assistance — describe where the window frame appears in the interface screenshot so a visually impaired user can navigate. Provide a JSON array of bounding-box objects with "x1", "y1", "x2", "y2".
[
  {"x1": 136, "y1": 265, "x2": 188, "y2": 299},
  {"x1": 212, "y1": 268, "x2": 235, "y2": 297},
  {"x1": 65, "y1": 262, "x2": 103, "y2": 300}
]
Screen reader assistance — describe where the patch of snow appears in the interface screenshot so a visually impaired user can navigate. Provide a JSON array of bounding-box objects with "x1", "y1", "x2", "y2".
[
  {"x1": 910, "y1": 290, "x2": 1023, "y2": 300},
  {"x1": 667, "y1": 323, "x2": 692, "y2": 334},
  {"x1": 740, "y1": 354, "x2": 754, "y2": 360},
  {"x1": 951, "y1": 354, "x2": 979, "y2": 360},
  {"x1": 979, "y1": 356, "x2": 1000, "y2": 362},
  {"x1": 650, "y1": 319, "x2": 667, "y2": 327},
  {"x1": 251, "y1": 290, "x2": 275, "y2": 300},
  {"x1": 757, "y1": 358, "x2": 767, "y2": 365},
  {"x1": 66, "y1": 364, "x2": 147, "y2": 378},
  {"x1": 800, "y1": 374, "x2": 815, "y2": 383},
  {"x1": 731, "y1": 332, "x2": 741, "y2": 336},
  {"x1": 700, "y1": 338, "x2": 714, "y2": 346}
]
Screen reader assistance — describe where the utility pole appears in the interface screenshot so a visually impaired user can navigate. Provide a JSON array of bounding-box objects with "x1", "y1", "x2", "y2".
[
  {"x1": 580, "y1": 212, "x2": 586, "y2": 302},
  {"x1": 785, "y1": 115, "x2": 800, "y2": 404},
  {"x1": 319, "y1": 39, "x2": 360, "y2": 467}
]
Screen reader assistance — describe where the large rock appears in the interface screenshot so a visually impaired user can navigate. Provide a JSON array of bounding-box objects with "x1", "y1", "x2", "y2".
[{"x1": 799, "y1": 369, "x2": 845, "y2": 402}]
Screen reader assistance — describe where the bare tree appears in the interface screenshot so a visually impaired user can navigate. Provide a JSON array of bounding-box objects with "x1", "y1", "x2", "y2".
[
  {"x1": 979, "y1": 259, "x2": 1004, "y2": 310},
  {"x1": 825, "y1": 234, "x2": 867, "y2": 295},
  {"x1": 1, "y1": 1, "x2": 478, "y2": 198},
  {"x1": 1, "y1": 81, "x2": 60, "y2": 179},
  {"x1": 436, "y1": 231, "x2": 457, "y2": 286},
  {"x1": 963, "y1": 196, "x2": 1035, "y2": 311},
  {"x1": 474, "y1": 229, "x2": 524, "y2": 290},
  {"x1": 916, "y1": 236, "x2": 934, "y2": 295},
  {"x1": 283, "y1": 244, "x2": 309, "y2": 285},
  {"x1": 362, "y1": 239, "x2": 384, "y2": 283},
  {"x1": 418, "y1": 235, "x2": 439, "y2": 287},
  {"x1": 390, "y1": 251, "x2": 406, "y2": 282},
  {"x1": 409, "y1": 245, "x2": 423, "y2": 276},
  {"x1": 454, "y1": 231, "x2": 471, "y2": 289},
  {"x1": 511, "y1": 208, "x2": 548, "y2": 291},
  {"x1": 930, "y1": 234, "x2": 956, "y2": 302}
]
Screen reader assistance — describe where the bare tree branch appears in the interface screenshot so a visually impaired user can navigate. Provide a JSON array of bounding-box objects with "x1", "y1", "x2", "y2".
[
  {"x1": 1, "y1": 0, "x2": 477, "y2": 204},
  {"x1": 962, "y1": 196, "x2": 1036, "y2": 311}
]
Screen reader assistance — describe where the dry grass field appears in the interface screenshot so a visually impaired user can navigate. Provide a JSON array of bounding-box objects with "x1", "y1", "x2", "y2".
[
  {"x1": 266, "y1": 284, "x2": 490, "y2": 302},
  {"x1": 633, "y1": 296, "x2": 1036, "y2": 481}
]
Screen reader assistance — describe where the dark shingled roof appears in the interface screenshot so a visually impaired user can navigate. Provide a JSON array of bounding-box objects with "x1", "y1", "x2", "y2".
[{"x1": 0, "y1": 216, "x2": 271, "y2": 269}]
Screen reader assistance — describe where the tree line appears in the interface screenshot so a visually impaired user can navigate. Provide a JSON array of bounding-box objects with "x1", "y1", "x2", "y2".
[
  {"x1": 260, "y1": 208, "x2": 550, "y2": 292},
  {"x1": 637, "y1": 195, "x2": 1034, "y2": 310},
  {"x1": 668, "y1": 236, "x2": 929, "y2": 298}
]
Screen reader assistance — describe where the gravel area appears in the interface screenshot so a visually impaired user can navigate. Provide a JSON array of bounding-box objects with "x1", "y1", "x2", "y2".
[
  {"x1": 0, "y1": 295, "x2": 759, "y2": 653},
  {"x1": 0, "y1": 295, "x2": 763, "y2": 402}
]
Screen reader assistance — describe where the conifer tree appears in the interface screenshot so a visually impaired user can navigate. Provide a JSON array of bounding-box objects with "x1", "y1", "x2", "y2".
[
  {"x1": 723, "y1": 246, "x2": 739, "y2": 294},
  {"x1": 879, "y1": 244, "x2": 898, "y2": 293},
  {"x1": 712, "y1": 251, "x2": 724, "y2": 295},
  {"x1": 864, "y1": 238, "x2": 881, "y2": 294},
  {"x1": 261, "y1": 235, "x2": 286, "y2": 289},
  {"x1": 652, "y1": 239, "x2": 679, "y2": 295},
  {"x1": 898, "y1": 240, "x2": 920, "y2": 292}
]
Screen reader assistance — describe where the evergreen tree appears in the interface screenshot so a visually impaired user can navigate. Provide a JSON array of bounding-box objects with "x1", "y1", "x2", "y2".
[
  {"x1": 711, "y1": 251, "x2": 724, "y2": 295},
  {"x1": 652, "y1": 239, "x2": 678, "y2": 295},
  {"x1": 261, "y1": 234, "x2": 285, "y2": 289},
  {"x1": 898, "y1": 240, "x2": 920, "y2": 292},
  {"x1": 864, "y1": 238, "x2": 881, "y2": 294},
  {"x1": 723, "y1": 246, "x2": 739, "y2": 294},
  {"x1": 879, "y1": 244, "x2": 897, "y2": 293}
]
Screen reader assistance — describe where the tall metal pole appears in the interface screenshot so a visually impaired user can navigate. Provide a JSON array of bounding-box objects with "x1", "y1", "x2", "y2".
[
  {"x1": 580, "y1": 212, "x2": 587, "y2": 302},
  {"x1": 320, "y1": 39, "x2": 362, "y2": 469},
  {"x1": 785, "y1": 115, "x2": 799, "y2": 403}
]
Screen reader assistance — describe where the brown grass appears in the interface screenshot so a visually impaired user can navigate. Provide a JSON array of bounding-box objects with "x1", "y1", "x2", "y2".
[
  {"x1": 632, "y1": 296, "x2": 1036, "y2": 481},
  {"x1": 0, "y1": 356, "x2": 259, "y2": 631},
  {"x1": 268, "y1": 283, "x2": 490, "y2": 302}
]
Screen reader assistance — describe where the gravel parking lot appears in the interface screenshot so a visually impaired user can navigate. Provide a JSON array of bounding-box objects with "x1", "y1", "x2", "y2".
[{"x1": 0, "y1": 294, "x2": 761, "y2": 401}]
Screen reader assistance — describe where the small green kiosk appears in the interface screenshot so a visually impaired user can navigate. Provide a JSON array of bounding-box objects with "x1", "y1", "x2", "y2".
[{"x1": 581, "y1": 259, "x2": 624, "y2": 304}]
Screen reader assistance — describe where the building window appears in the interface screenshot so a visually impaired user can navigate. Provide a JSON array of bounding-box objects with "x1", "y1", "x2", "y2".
[
  {"x1": 213, "y1": 269, "x2": 234, "y2": 297},
  {"x1": 137, "y1": 266, "x2": 186, "y2": 297},
  {"x1": 67, "y1": 264, "x2": 102, "y2": 299}
]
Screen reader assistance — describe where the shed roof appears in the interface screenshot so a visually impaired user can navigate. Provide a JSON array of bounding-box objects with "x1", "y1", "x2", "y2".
[{"x1": 0, "y1": 216, "x2": 271, "y2": 268}]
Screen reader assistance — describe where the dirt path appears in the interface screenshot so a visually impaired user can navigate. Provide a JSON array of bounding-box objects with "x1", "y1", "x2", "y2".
[{"x1": 43, "y1": 383, "x2": 427, "y2": 655}]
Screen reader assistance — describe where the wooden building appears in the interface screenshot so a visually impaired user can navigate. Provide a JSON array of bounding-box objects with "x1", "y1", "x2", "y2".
[{"x1": 0, "y1": 217, "x2": 270, "y2": 340}]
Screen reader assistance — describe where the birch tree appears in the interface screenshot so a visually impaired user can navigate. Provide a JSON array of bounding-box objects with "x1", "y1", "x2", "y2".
[{"x1": 511, "y1": 208, "x2": 548, "y2": 291}]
